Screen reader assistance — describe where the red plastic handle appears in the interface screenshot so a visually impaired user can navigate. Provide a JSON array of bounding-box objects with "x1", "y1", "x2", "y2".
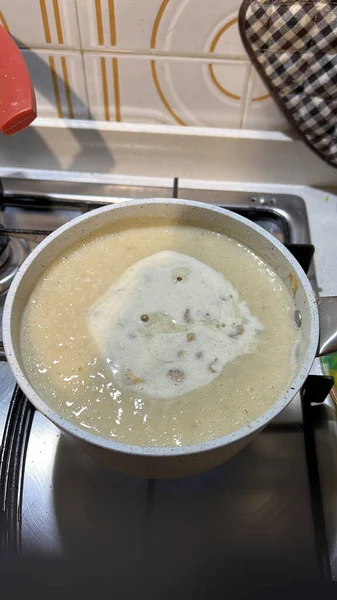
[{"x1": 0, "y1": 26, "x2": 37, "y2": 135}]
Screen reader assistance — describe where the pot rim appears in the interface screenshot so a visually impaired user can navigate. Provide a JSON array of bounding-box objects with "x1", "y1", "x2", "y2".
[{"x1": 3, "y1": 198, "x2": 319, "y2": 458}]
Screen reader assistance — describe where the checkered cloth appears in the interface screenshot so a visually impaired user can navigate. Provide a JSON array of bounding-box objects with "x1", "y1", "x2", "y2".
[{"x1": 239, "y1": 0, "x2": 337, "y2": 167}]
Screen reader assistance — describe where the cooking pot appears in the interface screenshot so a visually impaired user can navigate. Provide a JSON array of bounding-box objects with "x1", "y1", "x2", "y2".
[{"x1": 3, "y1": 199, "x2": 337, "y2": 478}]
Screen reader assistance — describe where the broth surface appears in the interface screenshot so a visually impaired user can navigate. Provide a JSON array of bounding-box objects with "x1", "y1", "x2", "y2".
[{"x1": 20, "y1": 220, "x2": 300, "y2": 447}]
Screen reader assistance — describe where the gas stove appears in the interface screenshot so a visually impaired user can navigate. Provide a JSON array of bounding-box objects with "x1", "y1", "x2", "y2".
[{"x1": 0, "y1": 177, "x2": 336, "y2": 595}]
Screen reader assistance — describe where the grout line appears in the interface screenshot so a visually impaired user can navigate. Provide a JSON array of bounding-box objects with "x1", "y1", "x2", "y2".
[
  {"x1": 39, "y1": 0, "x2": 52, "y2": 44},
  {"x1": 61, "y1": 56, "x2": 74, "y2": 118},
  {"x1": 100, "y1": 56, "x2": 110, "y2": 121},
  {"x1": 112, "y1": 57, "x2": 121, "y2": 121},
  {"x1": 17, "y1": 45, "x2": 249, "y2": 63},
  {"x1": 240, "y1": 64, "x2": 254, "y2": 129},
  {"x1": 52, "y1": 0, "x2": 64, "y2": 45},
  {"x1": 49, "y1": 55, "x2": 63, "y2": 118}
]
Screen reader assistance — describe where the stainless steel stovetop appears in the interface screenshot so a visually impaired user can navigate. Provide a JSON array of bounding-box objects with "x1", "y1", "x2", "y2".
[{"x1": 1, "y1": 177, "x2": 337, "y2": 596}]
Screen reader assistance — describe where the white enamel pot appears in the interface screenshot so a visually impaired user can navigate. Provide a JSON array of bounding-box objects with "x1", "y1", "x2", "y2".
[{"x1": 3, "y1": 199, "x2": 333, "y2": 479}]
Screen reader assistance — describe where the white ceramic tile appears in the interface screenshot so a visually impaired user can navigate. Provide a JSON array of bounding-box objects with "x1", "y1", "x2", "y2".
[
  {"x1": 84, "y1": 53, "x2": 248, "y2": 127},
  {"x1": 84, "y1": 53, "x2": 124, "y2": 122},
  {"x1": 244, "y1": 69, "x2": 290, "y2": 132},
  {"x1": 152, "y1": 0, "x2": 246, "y2": 56},
  {"x1": 77, "y1": 0, "x2": 246, "y2": 56},
  {"x1": 77, "y1": 0, "x2": 121, "y2": 50},
  {"x1": 23, "y1": 50, "x2": 89, "y2": 119},
  {"x1": 1, "y1": 0, "x2": 80, "y2": 49},
  {"x1": 161, "y1": 58, "x2": 249, "y2": 127}
]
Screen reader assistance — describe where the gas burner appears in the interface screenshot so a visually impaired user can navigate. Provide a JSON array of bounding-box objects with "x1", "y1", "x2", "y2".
[{"x1": 0, "y1": 226, "x2": 30, "y2": 295}]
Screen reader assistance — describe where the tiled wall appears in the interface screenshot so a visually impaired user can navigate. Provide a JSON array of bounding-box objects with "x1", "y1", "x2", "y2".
[{"x1": 1, "y1": 0, "x2": 289, "y2": 130}]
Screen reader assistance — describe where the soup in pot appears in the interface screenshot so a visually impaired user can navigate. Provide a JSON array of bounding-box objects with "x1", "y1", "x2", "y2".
[{"x1": 20, "y1": 219, "x2": 300, "y2": 447}]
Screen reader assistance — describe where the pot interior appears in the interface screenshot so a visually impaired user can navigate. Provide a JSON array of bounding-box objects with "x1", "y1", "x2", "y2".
[{"x1": 3, "y1": 199, "x2": 318, "y2": 455}]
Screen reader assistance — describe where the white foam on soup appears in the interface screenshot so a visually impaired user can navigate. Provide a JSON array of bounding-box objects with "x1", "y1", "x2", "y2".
[{"x1": 88, "y1": 251, "x2": 263, "y2": 399}]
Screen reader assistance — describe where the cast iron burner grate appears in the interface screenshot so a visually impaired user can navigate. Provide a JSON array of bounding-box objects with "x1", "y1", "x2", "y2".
[{"x1": 0, "y1": 178, "x2": 334, "y2": 585}]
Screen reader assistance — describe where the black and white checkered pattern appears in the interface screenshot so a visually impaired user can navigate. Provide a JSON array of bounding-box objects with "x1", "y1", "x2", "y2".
[{"x1": 239, "y1": 0, "x2": 337, "y2": 167}]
